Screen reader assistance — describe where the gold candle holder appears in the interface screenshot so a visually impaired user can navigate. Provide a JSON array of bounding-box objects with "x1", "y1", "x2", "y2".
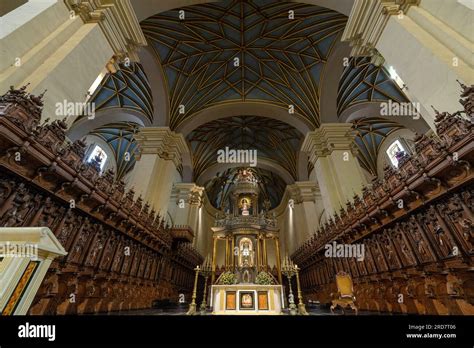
[
  {"x1": 294, "y1": 264, "x2": 308, "y2": 315},
  {"x1": 281, "y1": 255, "x2": 297, "y2": 315},
  {"x1": 199, "y1": 255, "x2": 212, "y2": 314},
  {"x1": 186, "y1": 265, "x2": 200, "y2": 315}
]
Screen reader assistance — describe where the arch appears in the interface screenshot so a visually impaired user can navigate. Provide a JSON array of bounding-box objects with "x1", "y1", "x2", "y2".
[
  {"x1": 340, "y1": 102, "x2": 431, "y2": 134},
  {"x1": 132, "y1": 0, "x2": 355, "y2": 22},
  {"x1": 319, "y1": 37, "x2": 352, "y2": 123},
  {"x1": 181, "y1": 150, "x2": 193, "y2": 183},
  {"x1": 67, "y1": 109, "x2": 149, "y2": 141},
  {"x1": 196, "y1": 159, "x2": 294, "y2": 187},
  {"x1": 176, "y1": 102, "x2": 313, "y2": 137},
  {"x1": 137, "y1": 45, "x2": 169, "y2": 127},
  {"x1": 296, "y1": 148, "x2": 309, "y2": 181}
]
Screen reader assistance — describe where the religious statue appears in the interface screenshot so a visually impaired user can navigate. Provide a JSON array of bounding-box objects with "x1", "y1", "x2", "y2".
[
  {"x1": 240, "y1": 197, "x2": 251, "y2": 216},
  {"x1": 238, "y1": 238, "x2": 254, "y2": 267},
  {"x1": 434, "y1": 224, "x2": 455, "y2": 257}
]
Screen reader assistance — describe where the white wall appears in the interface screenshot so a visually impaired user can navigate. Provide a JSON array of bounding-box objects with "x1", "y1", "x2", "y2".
[{"x1": 0, "y1": 0, "x2": 113, "y2": 125}]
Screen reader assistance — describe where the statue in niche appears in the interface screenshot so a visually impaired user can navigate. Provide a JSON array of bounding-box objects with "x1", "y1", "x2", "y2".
[
  {"x1": 459, "y1": 218, "x2": 473, "y2": 251},
  {"x1": 413, "y1": 229, "x2": 431, "y2": 261},
  {"x1": 434, "y1": 223, "x2": 455, "y2": 256},
  {"x1": 242, "y1": 269, "x2": 251, "y2": 283},
  {"x1": 397, "y1": 234, "x2": 416, "y2": 265},
  {"x1": 238, "y1": 237, "x2": 254, "y2": 268},
  {"x1": 239, "y1": 197, "x2": 251, "y2": 216}
]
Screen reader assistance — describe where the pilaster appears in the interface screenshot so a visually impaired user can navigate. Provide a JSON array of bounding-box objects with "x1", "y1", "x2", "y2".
[
  {"x1": 286, "y1": 181, "x2": 324, "y2": 251},
  {"x1": 342, "y1": 0, "x2": 473, "y2": 129},
  {"x1": 64, "y1": 0, "x2": 147, "y2": 62},
  {"x1": 170, "y1": 183, "x2": 205, "y2": 247},
  {"x1": 342, "y1": 0, "x2": 419, "y2": 58},
  {"x1": 302, "y1": 123, "x2": 367, "y2": 217},
  {"x1": 128, "y1": 127, "x2": 189, "y2": 217},
  {"x1": 1, "y1": 0, "x2": 147, "y2": 124}
]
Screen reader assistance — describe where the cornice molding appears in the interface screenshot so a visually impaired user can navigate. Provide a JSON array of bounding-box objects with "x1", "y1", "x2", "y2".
[
  {"x1": 172, "y1": 183, "x2": 205, "y2": 206},
  {"x1": 287, "y1": 181, "x2": 320, "y2": 204},
  {"x1": 302, "y1": 123, "x2": 357, "y2": 165},
  {"x1": 272, "y1": 182, "x2": 321, "y2": 216},
  {"x1": 134, "y1": 127, "x2": 189, "y2": 168},
  {"x1": 65, "y1": 0, "x2": 147, "y2": 62},
  {"x1": 342, "y1": 0, "x2": 419, "y2": 58}
]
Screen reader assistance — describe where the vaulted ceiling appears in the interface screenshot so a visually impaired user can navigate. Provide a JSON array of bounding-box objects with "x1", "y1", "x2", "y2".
[
  {"x1": 88, "y1": 63, "x2": 153, "y2": 123},
  {"x1": 187, "y1": 115, "x2": 303, "y2": 182},
  {"x1": 352, "y1": 117, "x2": 405, "y2": 176},
  {"x1": 89, "y1": 122, "x2": 140, "y2": 181},
  {"x1": 338, "y1": 57, "x2": 409, "y2": 116},
  {"x1": 78, "y1": 0, "x2": 415, "y2": 196},
  {"x1": 204, "y1": 167, "x2": 287, "y2": 210},
  {"x1": 141, "y1": 0, "x2": 347, "y2": 129}
]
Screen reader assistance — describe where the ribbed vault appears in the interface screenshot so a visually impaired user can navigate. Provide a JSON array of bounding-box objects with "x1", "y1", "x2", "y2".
[
  {"x1": 141, "y1": 0, "x2": 347, "y2": 129},
  {"x1": 205, "y1": 167, "x2": 287, "y2": 210},
  {"x1": 338, "y1": 57, "x2": 409, "y2": 117},
  {"x1": 186, "y1": 115, "x2": 303, "y2": 182},
  {"x1": 352, "y1": 117, "x2": 405, "y2": 176},
  {"x1": 89, "y1": 122, "x2": 140, "y2": 181}
]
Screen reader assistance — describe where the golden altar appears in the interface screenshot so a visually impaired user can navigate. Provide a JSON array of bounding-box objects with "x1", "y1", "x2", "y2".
[{"x1": 207, "y1": 169, "x2": 285, "y2": 315}]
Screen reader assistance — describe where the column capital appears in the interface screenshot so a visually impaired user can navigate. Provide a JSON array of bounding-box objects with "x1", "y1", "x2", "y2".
[
  {"x1": 64, "y1": 0, "x2": 146, "y2": 62},
  {"x1": 134, "y1": 127, "x2": 189, "y2": 168},
  {"x1": 342, "y1": 0, "x2": 419, "y2": 57},
  {"x1": 173, "y1": 183, "x2": 205, "y2": 206},
  {"x1": 302, "y1": 123, "x2": 357, "y2": 164},
  {"x1": 286, "y1": 181, "x2": 320, "y2": 204}
]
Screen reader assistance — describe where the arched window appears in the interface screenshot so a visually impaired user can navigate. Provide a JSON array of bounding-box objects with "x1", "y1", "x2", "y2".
[
  {"x1": 385, "y1": 140, "x2": 407, "y2": 168},
  {"x1": 87, "y1": 144, "x2": 108, "y2": 171}
]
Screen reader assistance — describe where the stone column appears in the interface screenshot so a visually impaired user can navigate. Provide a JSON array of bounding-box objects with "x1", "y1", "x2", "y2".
[
  {"x1": 263, "y1": 238, "x2": 268, "y2": 271},
  {"x1": 231, "y1": 237, "x2": 235, "y2": 272},
  {"x1": 0, "y1": 0, "x2": 146, "y2": 124},
  {"x1": 342, "y1": 0, "x2": 473, "y2": 129},
  {"x1": 302, "y1": 123, "x2": 367, "y2": 217},
  {"x1": 286, "y1": 181, "x2": 324, "y2": 248},
  {"x1": 256, "y1": 235, "x2": 261, "y2": 271},
  {"x1": 170, "y1": 183, "x2": 204, "y2": 246},
  {"x1": 129, "y1": 127, "x2": 189, "y2": 217},
  {"x1": 225, "y1": 236, "x2": 230, "y2": 271}
]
